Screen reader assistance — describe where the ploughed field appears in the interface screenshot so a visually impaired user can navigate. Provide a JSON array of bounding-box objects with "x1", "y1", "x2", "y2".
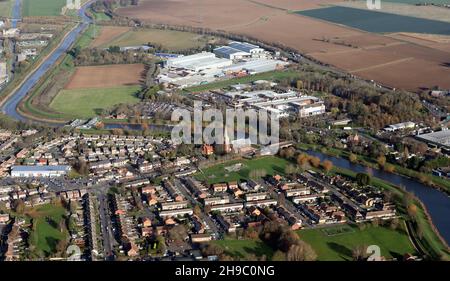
[
  {"x1": 65, "y1": 64, "x2": 145, "y2": 89},
  {"x1": 48, "y1": 64, "x2": 144, "y2": 119},
  {"x1": 115, "y1": 0, "x2": 450, "y2": 91}
]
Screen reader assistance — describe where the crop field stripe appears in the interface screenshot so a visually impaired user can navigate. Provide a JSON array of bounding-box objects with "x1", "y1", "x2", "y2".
[{"x1": 296, "y1": 6, "x2": 450, "y2": 35}]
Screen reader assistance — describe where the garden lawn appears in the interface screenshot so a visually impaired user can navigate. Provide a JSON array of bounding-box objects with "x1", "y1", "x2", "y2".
[
  {"x1": 196, "y1": 156, "x2": 290, "y2": 184},
  {"x1": 49, "y1": 85, "x2": 141, "y2": 119},
  {"x1": 213, "y1": 238, "x2": 274, "y2": 259},
  {"x1": 297, "y1": 223, "x2": 417, "y2": 261}
]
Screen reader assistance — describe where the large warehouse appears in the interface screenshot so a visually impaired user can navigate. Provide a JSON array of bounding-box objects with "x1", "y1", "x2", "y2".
[
  {"x1": 11, "y1": 165, "x2": 71, "y2": 178},
  {"x1": 222, "y1": 59, "x2": 289, "y2": 75},
  {"x1": 417, "y1": 130, "x2": 450, "y2": 149},
  {"x1": 165, "y1": 52, "x2": 232, "y2": 72},
  {"x1": 214, "y1": 46, "x2": 250, "y2": 60}
]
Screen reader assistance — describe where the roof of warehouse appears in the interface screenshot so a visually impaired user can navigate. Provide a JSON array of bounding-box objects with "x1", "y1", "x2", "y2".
[
  {"x1": 11, "y1": 165, "x2": 71, "y2": 172},
  {"x1": 214, "y1": 46, "x2": 249, "y2": 56},
  {"x1": 229, "y1": 41, "x2": 261, "y2": 53}
]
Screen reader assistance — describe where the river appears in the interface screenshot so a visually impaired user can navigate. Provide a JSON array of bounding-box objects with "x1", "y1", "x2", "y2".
[
  {"x1": 1, "y1": 0, "x2": 94, "y2": 121},
  {"x1": 307, "y1": 150, "x2": 450, "y2": 245},
  {"x1": 11, "y1": 0, "x2": 21, "y2": 28}
]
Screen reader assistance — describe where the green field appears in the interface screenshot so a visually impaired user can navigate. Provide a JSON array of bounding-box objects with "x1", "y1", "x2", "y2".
[
  {"x1": 22, "y1": 0, "x2": 67, "y2": 17},
  {"x1": 196, "y1": 156, "x2": 290, "y2": 184},
  {"x1": 100, "y1": 28, "x2": 210, "y2": 50},
  {"x1": 27, "y1": 203, "x2": 68, "y2": 256},
  {"x1": 298, "y1": 223, "x2": 417, "y2": 261},
  {"x1": 213, "y1": 238, "x2": 274, "y2": 259},
  {"x1": 50, "y1": 85, "x2": 141, "y2": 118},
  {"x1": 0, "y1": 0, "x2": 13, "y2": 17}
]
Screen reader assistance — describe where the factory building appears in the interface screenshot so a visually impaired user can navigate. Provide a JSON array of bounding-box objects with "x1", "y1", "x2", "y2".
[
  {"x1": 222, "y1": 59, "x2": 288, "y2": 75},
  {"x1": 417, "y1": 130, "x2": 450, "y2": 149},
  {"x1": 228, "y1": 41, "x2": 265, "y2": 57},
  {"x1": 165, "y1": 52, "x2": 232, "y2": 72},
  {"x1": 11, "y1": 165, "x2": 71, "y2": 178},
  {"x1": 214, "y1": 46, "x2": 250, "y2": 60}
]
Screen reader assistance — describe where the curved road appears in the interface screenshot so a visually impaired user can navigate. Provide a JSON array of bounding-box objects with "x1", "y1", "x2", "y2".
[{"x1": 1, "y1": 1, "x2": 94, "y2": 123}]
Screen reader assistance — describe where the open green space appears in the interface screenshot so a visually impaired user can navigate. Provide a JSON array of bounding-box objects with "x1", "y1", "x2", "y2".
[
  {"x1": 99, "y1": 28, "x2": 210, "y2": 50},
  {"x1": 26, "y1": 203, "x2": 68, "y2": 256},
  {"x1": 22, "y1": 0, "x2": 67, "y2": 17},
  {"x1": 0, "y1": 0, "x2": 13, "y2": 17},
  {"x1": 298, "y1": 223, "x2": 416, "y2": 261},
  {"x1": 196, "y1": 156, "x2": 290, "y2": 184},
  {"x1": 212, "y1": 237, "x2": 274, "y2": 259},
  {"x1": 49, "y1": 85, "x2": 141, "y2": 119}
]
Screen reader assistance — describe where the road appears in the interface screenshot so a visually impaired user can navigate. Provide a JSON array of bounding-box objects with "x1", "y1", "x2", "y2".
[
  {"x1": 174, "y1": 178, "x2": 221, "y2": 238},
  {"x1": 97, "y1": 192, "x2": 115, "y2": 261},
  {"x1": 1, "y1": 0, "x2": 95, "y2": 123}
]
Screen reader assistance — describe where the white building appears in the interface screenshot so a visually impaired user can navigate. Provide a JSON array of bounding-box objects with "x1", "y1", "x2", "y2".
[
  {"x1": 228, "y1": 41, "x2": 265, "y2": 57},
  {"x1": 214, "y1": 46, "x2": 250, "y2": 60},
  {"x1": 11, "y1": 165, "x2": 71, "y2": 178},
  {"x1": 221, "y1": 59, "x2": 288, "y2": 75},
  {"x1": 383, "y1": 122, "x2": 416, "y2": 132},
  {"x1": 165, "y1": 52, "x2": 232, "y2": 72}
]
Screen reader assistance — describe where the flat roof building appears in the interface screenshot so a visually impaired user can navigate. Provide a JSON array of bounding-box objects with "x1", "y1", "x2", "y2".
[
  {"x1": 11, "y1": 165, "x2": 71, "y2": 178},
  {"x1": 417, "y1": 130, "x2": 450, "y2": 148},
  {"x1": 166, "y1": 52, "x2": 232, "y2": 72},
  {"x1": 214, "y1": 46, "x2": 250, "y2": 60}
]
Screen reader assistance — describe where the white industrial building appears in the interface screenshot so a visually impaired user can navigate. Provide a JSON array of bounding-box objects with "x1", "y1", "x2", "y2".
[
  {"x1": 228, "y1": 41, "x2": 265, "y2": 57},
  {"x1": 417, "y1": 129, "x2": 450, "y2": 148},
  {"x1": 221, "y1": 59, "x2": 288, "y2": 75},
  {"x1": 218, "y1": 90, "x2": 325, "y2": 119},
  {"x1": 11, "y1": 165, "x2": 71, "y2": 178},
  {"x1": 214, "y1": 46, "x2": 251, "y2": 60},
  {"x1": 383, "y1": 121, "x2": 416, "y2": 132},
  {"x1": 165, "y1": 52, "x2": 232, "y2": 72}
]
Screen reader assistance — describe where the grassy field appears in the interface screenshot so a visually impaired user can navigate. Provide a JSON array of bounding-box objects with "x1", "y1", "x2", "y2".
[
  {"x1": 26, "y1": 203, "x2": 68, "y2": 257},
  {"x1": 75, "y1": 24, "x2": 101, "y2": 49},
  {"x1": 196, "y1": 156, "x2": 290, "y2": 184},
  {"x1": 98, "y1": 28, "x2": 210, "y2": 50},
  {"x1": 0, "y1": 0, "x2": 13, "y2": 17},
  {"x1": 22, "y1": 0, "x2": 67, "y2": 17},
  {"x1": 185, "y1": 70, "x2": 302, "y2": 92},
  {"x1": 212, "y1": 237, "x2": 274, "y2": 259},
  {"x1": 298, "y1": 223, "x2": 416, "y2": 261},
  {"x1": 49, "y1": 85, "x2": 141, "y2": 119}
]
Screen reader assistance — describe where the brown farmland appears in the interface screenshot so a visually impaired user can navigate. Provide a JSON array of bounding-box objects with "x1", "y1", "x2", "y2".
[
  {"x1": 65, "y1": 64, "x2": 145, "y2": 90},
  {"x1": 116, "y1": 0, "x2": 450, "y2": 91}
]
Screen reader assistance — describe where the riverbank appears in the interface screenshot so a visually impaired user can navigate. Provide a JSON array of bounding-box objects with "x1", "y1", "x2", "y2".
[{"x1": 297, "y1": 143, "x2": 450, "y2": 195}]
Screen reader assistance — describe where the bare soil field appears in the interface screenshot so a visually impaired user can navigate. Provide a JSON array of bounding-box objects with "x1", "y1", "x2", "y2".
[
  {"x1": 90, "y1": 26, "x2": 131, "y2": 48},
  {"x1": 355, "y1": 58, "x2": 450, "y2": 90},
  {"x1": 387, "y1": 33, "x2": 450, "y2": 53},
  {"x1": 115, "y1": 0, "x2": 450, "y2": 91},
  {"x1": 65, "y1": 64, "x2": 145, "y2": 90}
]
